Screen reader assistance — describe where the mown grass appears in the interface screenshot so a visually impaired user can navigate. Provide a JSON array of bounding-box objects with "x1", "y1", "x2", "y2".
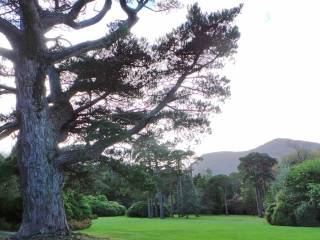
[{"x1": 81, "y1": 215, "x2": 320, "y2": 240}]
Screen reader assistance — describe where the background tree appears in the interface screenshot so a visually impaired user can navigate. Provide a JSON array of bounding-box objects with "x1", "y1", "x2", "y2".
[
  {"x1": 200, "y1": 174, "x2": 232, "y2": 214},
  {"x1": 238, "y1": 152, "x2": 277, "y2": 217},
  {"x1": 0, "y1": 1, "x2": 241, "y2": 237}
]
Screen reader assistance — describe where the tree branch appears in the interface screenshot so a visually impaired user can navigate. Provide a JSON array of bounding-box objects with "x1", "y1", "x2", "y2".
[
  {"x1": 47, "y1": 0, "x2": 151, "y2": 62},
  {"x1": 54, "y1": 69, "x2": 194, "y2": 167},
  {"x1": 0, "y1": 121, "x2": 18, "y2": 140},
  {"x1": 74, "y1": 92, "x2": 109, "y2": 114},
  {"x1": 66, "y1": 0, "x2": 112, "y2": 29},
  {"x1": 0, "y1": 17, "x2": 22, "y2": 45},
  {"x1": 0, "y1": 83, "x2": 16, "y2": 93},
  {"x1": 42, "y1": 0, "x2": 112, "y2": 30},
  {"x1": 0, "y1": 47, "x2": 16, "y2": 61},
  {"x1": 49, "y1": 18, "x2": 136, "y2": 62},
  {"x1": 119, "y1": 0, "x2": 148, "y2": 19}
]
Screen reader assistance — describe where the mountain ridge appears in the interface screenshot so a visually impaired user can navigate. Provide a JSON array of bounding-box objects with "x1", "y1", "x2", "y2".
[{"x1": 192, "y1": 138, "x2": 320, "y2": 175}]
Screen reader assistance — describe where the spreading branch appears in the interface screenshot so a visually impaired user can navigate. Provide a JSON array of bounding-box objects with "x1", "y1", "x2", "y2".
[
  {"x1": 0, "y1": 47, "x2": 16, "y2": 61},
  {"x1": 49, "y1": 18, "x2": 136, "y2": 62},
  {"x1": 42, "y1": 0, "x2": 112, "y2": 30},
  {"x1": 66, "y1": 0, "x2": 112, "y2": 29},
  {"x1": 0, "y1": 83, "x2": 16, "y2": 93},
  {"x1": 54, "y1": 62, "x2": 197, "y2": 167},
  {"x1": 0, "y1": 121, "x2": 18, "y2": 140},
  {"x1": 0, "y1": 17, "x2": 22, "y2": 45},
  {"x1": 48, "y1": 0, "x2": 151, "y2": 62}
]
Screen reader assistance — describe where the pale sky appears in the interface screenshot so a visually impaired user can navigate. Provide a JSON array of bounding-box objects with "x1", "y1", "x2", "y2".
[{"x1": 1, "y1": 0, "x2": 320, "y2": 155}]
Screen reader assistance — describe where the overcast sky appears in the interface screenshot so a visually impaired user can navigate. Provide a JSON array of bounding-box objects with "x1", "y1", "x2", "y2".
[
  {"x1": 1, "y1": 0, "x2": 320, "y2": 155},
  {"x1": 136, "y1": 0, "x2": 320, "y2": 154}
]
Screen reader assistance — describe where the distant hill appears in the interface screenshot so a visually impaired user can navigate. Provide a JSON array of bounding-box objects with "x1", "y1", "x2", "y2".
[{"x1": 192, "y1": 138, "x2": 320, "y2": 175}]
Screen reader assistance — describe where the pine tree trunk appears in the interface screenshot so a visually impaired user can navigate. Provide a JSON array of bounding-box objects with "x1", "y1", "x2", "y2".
[
  {"x1": 147, "y1": 199, "x2": 152, "y2": 218},
  {"x1": 15, "y1": 59, "x2": 70, "y2": 238},
  {"x1": 224, "y1": 186, "x2": 228, "y2": 215},
  {"x1": 159, "y1": 193, "x2": 164, "y2": 219},
  {"x1": 170, "y1": 193, "x2": 174, "y2": 217},
  {"x1": 255, "y1": 185, "x2": 263, "y2": 218}
]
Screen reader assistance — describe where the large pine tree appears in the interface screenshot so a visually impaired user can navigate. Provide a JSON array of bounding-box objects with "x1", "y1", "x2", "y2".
[{"x1": 0, "y1": 1, "x2": 240, "y2": 238}]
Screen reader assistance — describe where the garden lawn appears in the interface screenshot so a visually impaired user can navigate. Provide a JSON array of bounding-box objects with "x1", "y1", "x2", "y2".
[{"x1": 81, "y1": 215, "x2": 320, "y2": 240}]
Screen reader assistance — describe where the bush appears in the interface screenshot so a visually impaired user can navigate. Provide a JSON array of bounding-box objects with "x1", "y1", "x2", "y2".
[
  {"x1": 271, "y1": 201, "x2": 296, "y2": 226},
  {"x1": 109, "y1": 201, "x2": 126, "y2": 215},
  {"x1": 295, "y1": 202, "x2": 319, "y2": 227},
  {"x1": 265, "y1": 203, "x2": 276, "y2": 225},
  {"x1": 267, "y1": 159, "x2": 320, "y2": 227},
  {"x1": 84, "y1": 195, "x2": 126, "y2": 217},
  {"x1": 64, "y1": 191, "x2": 92, "y2": 220},
  {"x1": 266, "y1": 191, "x2": 296, "y2": 226}
]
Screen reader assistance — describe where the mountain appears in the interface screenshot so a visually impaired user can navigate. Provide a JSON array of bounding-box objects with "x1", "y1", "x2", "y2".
[{"x1": 192, "y1": 138, "x2": 320, "y2": 175}]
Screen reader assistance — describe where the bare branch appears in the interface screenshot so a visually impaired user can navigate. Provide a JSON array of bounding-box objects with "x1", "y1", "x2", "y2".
[
  {"x1": 0, "y1": 47, "x2": 16, "y2": 61},
  {"x1": 0, "y1": 17, "x2": 22, "y2": 45},
  {"x1": 0, "y1": 83, "x2": 16, "y2": 93},
  {"x1": 49, "y1": 19, "x2": 136, "y2": 62},
  {"x1": 42, "y1": 0, "x2": 112, "y2": 30},
  {"x1": 65, "y1": 0, "x2": 112, "y2": 29},
  {"x1": 0, "y1": 121, "x2": 18, "y2": 140},
  {"x1": 119, "y1": 0, "x2": 148, "y2": 19}
]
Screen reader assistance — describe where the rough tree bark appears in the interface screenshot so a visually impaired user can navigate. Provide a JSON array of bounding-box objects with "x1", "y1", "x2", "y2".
[{"x1": 15, "y1": 58, "x2": 70, "y2": 238}]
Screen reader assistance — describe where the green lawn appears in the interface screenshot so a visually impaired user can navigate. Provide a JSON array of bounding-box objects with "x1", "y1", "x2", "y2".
[{"x1": 81, "y1": 215, "x2": 320, "y2": 240}]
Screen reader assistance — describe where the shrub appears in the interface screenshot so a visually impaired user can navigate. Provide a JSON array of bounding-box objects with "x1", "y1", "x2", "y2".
[
  {"x1": 268, "y1": 191, "x2": 296, "y2": 226},
  {"x1": 267, "y1": 159, "x2": 320, "y2": 227},
  {"x1": 84, "y1": 195, "x2": 126, "y2": 217},
  {"x1": 109, "y1": 201, "x2": 126, "y2": 215},
  {"x1": 271, "y1": 201, "x2": 296, "y2": 226},
  {"x1": 63, "y1": 191, "x2": 92, "y2": 220},
  {"x1": 295, "y1": 202, "x2": 319, "y2": 227},
  {"x1": 265, "y1": 203, "x2": 276, "y2": 225}
]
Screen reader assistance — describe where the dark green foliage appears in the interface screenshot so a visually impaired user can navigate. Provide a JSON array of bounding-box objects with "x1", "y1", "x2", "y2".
[
  {"x1": 84, "y1": 195, "x2": 126, "y2": 217},
  {"x1": 63, "y1": 191, "x2": 92, "y2": 220},
  {"x1": 177, "y1": 174, "x2": 201, "y2": 217},
  {"x1": 238, "y1": 152, "x2": 277, "y2": 217},
  {"x1": 226, "y1": 197, "x2": 249, "y2": 215},
  {"x1": 108, "y1": 201, "x2": 127, "y2": 216},
  {"x1": 200, "y1": 175, "x2": 231, "y2": 214},
  {"x1": 266, "y1": 159, "x2": 320, "y2": 226},
  {"x1": 127, "y1": 201, "x2": 170, "y2": 218},
  {"x1": 267, "y1": 192, "x2": 296, "y2": 226},
  {"x1": 295, "y1": 202, "x2": 319, "y2": 227},
  {"x1": 265, "y1": 203, "x2": 276, "y2": 224},
  {"x1": 0, "y1": 155, "x2": 21, "y2": 231},
  {"x1": 127, "y1": 201, "x2": 148, "y2": 218}
]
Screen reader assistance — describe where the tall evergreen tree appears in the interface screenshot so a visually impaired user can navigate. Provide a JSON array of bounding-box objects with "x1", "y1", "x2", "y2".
[
  {"x1": 238, "y1": 152, "x2": 277, "y2": 217},
  {"x1": 0, "y1": 1, "x2": 241, "y2": 237}
]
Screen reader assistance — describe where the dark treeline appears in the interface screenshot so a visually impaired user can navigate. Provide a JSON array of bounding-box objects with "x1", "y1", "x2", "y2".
[{"x1": 2, "y1": 147, "x2": 320, "y2": 231}]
